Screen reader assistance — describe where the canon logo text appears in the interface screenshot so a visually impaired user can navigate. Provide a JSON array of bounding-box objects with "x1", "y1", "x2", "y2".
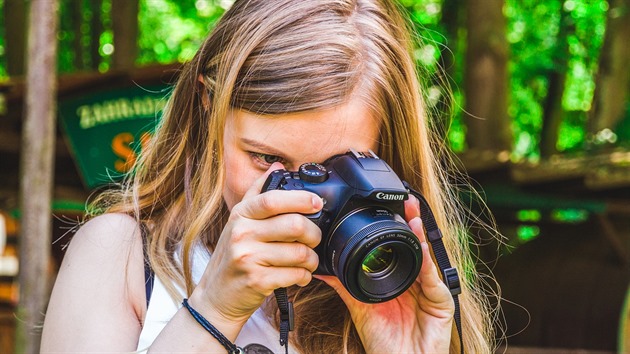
[{"x1": 375, "y1": 192, "x2": 405, "y2": 201}]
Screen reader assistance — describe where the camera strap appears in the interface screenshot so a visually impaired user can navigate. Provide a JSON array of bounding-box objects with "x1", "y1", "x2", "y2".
[
  {"x1": 274, "y1": 287, "x2": 294, "y2": 354},
  {"x1": 404, "y1": 181, "x2": 464, "y2": 354}
]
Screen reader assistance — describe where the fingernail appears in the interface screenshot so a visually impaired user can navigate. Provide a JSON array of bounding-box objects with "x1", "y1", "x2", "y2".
[{"x1": 269, "y1": 162, "x2": 284, "y2": 171}]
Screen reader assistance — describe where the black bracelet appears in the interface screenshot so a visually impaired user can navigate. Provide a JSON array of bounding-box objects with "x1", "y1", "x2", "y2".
[{"x1": 182, "y1": 298, "x2": 244, "y2": 354}]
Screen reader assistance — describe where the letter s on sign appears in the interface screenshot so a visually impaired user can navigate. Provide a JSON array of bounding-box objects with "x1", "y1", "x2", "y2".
[{"x1": 112, "y1": 131, "x2": 151, "y2": 173}]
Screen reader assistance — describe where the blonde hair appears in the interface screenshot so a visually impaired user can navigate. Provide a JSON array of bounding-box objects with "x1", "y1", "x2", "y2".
[{"x1": 98, "y1": 0, "x2": 496, "y2": 352}]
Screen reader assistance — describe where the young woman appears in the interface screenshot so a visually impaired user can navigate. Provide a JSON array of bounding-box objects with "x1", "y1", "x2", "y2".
[{"x1": 41, "y1": 0, "x2": 495, "y2": 352}]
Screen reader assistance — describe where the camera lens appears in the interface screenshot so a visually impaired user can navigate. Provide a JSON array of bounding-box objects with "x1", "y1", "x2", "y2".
[
  {"x1": 325, "y1": 207, "x2": 422, "y2": 303},
  {"x1": 361, "y1": 245, "x2": 395, "y2": 275}
]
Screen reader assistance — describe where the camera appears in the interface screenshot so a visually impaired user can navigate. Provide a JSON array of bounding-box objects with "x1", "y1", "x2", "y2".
[{"x1": 262, "y1": 149, "x2": 421, "y2": 303}]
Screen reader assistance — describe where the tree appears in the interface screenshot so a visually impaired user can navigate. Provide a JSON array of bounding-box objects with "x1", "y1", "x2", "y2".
[
  {"x1": 463, "y1": 0, "x2": 511, "y2": 153},
  {"x1": 539, "y1": 7, "x2": 572, "y2": 157},
  {"x1": 588, "y1": 0, "x2": 630, "y2": 139},
  {"x1": 112, "y1": 0, "x2": 139, "y2": 69},
  {"x1": 434, "y1": 0, "x2": 463, "y2": 141},
  {"x1": 90, "y1": 0, "x2": 104, "y2": 70},
  {"x1": 4, "y1": 0, "x2": 28, "y2": 76},
  {"x1": 71, "y1": 0, "x2": 84, "y2": 69},
  {"x1": 15, "y1": 0, "x2": 60, "y2": 352}
]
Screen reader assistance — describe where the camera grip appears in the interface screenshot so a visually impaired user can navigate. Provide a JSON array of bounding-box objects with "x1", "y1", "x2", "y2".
[{"x1": 261, "y1": 169, "x2": 286, "y2": 192}]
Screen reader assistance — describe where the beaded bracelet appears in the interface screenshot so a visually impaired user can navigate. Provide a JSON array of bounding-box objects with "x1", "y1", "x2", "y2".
[{"x1": 182, "y1": 298, "x2": 244, "y2": 354}]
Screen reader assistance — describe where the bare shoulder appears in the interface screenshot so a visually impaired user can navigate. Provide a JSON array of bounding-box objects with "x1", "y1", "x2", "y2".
[
  {"x1": 41, "y1": 212, "x2": 147, "y2": 352},
  {"x1": 58, "y1": 212, "x2": 144, "y2": 276},
  {"x1": 57, "y1": 212, "x2": 145, "y2": 302},
  {"x1": 71, "y1": 212, "x2": 141, "y2": 248}
]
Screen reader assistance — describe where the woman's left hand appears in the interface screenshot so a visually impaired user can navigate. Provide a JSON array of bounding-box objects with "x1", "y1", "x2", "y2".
[{"x1": 315, "y1": 195, "x2": 455, "y2": 354}]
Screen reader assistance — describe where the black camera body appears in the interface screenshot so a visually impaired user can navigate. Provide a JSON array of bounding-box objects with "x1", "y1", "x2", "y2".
[{"x1": 262, "y1": 149, "x2": 422, "y2": 303}]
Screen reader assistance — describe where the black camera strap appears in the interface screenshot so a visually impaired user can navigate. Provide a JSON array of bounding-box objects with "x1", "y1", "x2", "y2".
[
  {"x1": 403, "y1": 181, "x2": 464, "y2": 354},
  {"x1": 274, "y1": 288, "x2": 294, "y2": 354}
]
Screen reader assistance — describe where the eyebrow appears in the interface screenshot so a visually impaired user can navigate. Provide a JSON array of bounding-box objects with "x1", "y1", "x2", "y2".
[{"x1": 240, "y1": 138, "x2": 286, "y2": 157}]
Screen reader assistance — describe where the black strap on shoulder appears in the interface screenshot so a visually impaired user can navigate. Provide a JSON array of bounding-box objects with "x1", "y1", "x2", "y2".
[
  {"x1": 403, "y1": 181, "x2": 464, "y2": 354},
  {"x1": 140, "y1": 223, "x2": 155, "y2": 308}
]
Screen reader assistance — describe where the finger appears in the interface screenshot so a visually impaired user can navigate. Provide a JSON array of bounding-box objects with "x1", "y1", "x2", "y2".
[
  {"x1": 242, "y1": 162, "x2": 285, "y2": 201},
  {"x1": 418, "y1": 241, "x2": 453, "y2": 306},
  {"x1": 252, "y1": 242, "x2": 319, "y2": 272},
  {"x1": 408, "y1": 216, "x2": 427, "y2": 243},
  {"x1": 419, "y1": 241, "x2": 439, "y2": 287},
  {"x1": 248, "y1": 213, "x2": 322, "y2": 248},
  {"x1": 404, "y1": 194, "x2": 421, "y2": 222},
  {"x1": 250, "y1": 266, "x2": 315, "y2": 291},
  {"x1": 234, "y1": 189, "x2": 323, "y2": 220}
]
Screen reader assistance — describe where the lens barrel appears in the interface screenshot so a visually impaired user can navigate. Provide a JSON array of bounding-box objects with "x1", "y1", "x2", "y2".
[{"x1": 326, "y1": 207, "x2": 422, "y2": 303}]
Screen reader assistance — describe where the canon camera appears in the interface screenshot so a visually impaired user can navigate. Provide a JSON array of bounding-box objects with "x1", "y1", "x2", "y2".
[{"x1": 262, "y1": 149, "x2": 421, "y2": 303}]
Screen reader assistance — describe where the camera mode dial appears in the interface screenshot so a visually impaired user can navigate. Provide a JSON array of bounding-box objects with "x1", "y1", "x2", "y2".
[{"x1": 299, "y1": 163, "x2": 328, "y2": 183}]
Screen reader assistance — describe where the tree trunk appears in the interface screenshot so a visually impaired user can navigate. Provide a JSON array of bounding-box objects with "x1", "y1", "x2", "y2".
[
  {"x1": 72, "y1": 0, "x2": 85, "y2": 70},
  {"x1": 463, "y1": 0, "x2": 511, "y2": 153},
  {"x1": 89, "y1": 0, "x2": 103, "y2": 70},
  {"x1": 440, "y1": 0, "x2": 461, "y2": 80},
  {"x1": 4, "y1": 0, "x2": 28, "y2": 76},
  {"x1": 15, "y1": 0, "x2": 60, "y2": 352},
  {"x1": 540, "y1": 8, "x2": 571, "y2": 158},
  {"x1": 588, "y1": 0, "x2": 630, "y2": 136},
  {"x1": 111, "y1": 0, "x2": 139, "y2": 70},
  {"x1": 540, "y1": 70, "x2": 566, "y2": 157},
  {"x1": 433, "y1": 0, "x2": 461, "y2": 137}
]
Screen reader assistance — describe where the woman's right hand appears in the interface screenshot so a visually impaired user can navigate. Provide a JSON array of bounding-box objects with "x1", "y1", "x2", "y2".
[{"x1": 189, "y1": 162, "x2": 323, "y2": 331}]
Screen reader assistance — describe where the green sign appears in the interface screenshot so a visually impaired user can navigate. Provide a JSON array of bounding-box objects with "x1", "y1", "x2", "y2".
[{"x1": 59, "y1": 85, "x2": 170, "y2": 189}]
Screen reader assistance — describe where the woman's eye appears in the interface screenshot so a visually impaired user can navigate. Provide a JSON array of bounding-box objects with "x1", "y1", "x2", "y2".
[{"x1": 250, "y1": 152, "x2": 284, "y2": 166}]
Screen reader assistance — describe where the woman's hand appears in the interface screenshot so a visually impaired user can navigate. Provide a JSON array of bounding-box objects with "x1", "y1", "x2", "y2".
[
  {"x1": 189, "y1": 163, "x2": 323, "y2": 335},
  {"x1": 316, "y1": 195, "x2": 455, "y2": 354}
]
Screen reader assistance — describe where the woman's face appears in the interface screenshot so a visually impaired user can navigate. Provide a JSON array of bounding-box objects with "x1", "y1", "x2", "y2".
[{"x1": 222, "y1": 97, "x2": 381, "y2": 210}]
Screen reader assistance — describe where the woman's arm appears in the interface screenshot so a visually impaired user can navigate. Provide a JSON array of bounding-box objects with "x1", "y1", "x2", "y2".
[
  {"x1": 41, "y1": 213, "x2": 147, "y2": 351},
  {"x1": 41, "y1": 213, "x2": 238, "y2": 353}
]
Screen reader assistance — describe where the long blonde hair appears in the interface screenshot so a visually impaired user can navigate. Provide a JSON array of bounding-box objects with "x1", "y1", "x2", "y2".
[{"x1": 98, "y1": 0, "x2": 495, "y2": 352}]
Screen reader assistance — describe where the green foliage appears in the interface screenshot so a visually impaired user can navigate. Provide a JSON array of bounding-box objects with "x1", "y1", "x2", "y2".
[
  {"x1": 517, "y1": 225, "x2": 540, "y2": 243},
  {"x1": 557, "y1": 0, "x2": 607, "y2": 152},
  {"x1": 0, "y1": 0, "x2": 623, "y2": 159},
  {"x1": 551, "y1": 208, "x2": 589, "y2": 223},
  {"x1": 137, "y1": 0, "x2": 227, "y2": 65},
  {"x1": 402, "y1": 0, "x2": 467, "y2": 151},
  {"x1": 98, "y1": 0, "x2": 113, "y2": 72},
  {"x1": 57, "y1": 0, "x2": 77, "y2": 73},
  {"x1": 505, "y1": 0, "x2": 608, "y2": 159}
]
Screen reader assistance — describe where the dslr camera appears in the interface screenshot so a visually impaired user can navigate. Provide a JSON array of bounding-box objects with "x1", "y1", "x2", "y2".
[{"x1": 262, "y1": 149, "x2": 421, "y2": 303}]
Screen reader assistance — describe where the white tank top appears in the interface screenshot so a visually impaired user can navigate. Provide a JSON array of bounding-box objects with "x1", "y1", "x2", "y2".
[{"x1": 136, "y1": 246, "x2": 299, "y2": 354}]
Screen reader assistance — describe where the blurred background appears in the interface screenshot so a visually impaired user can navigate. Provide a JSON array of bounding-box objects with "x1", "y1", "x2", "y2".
[{"x1": 0, "y1": 0, "x2": 628, "y2": 352}]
